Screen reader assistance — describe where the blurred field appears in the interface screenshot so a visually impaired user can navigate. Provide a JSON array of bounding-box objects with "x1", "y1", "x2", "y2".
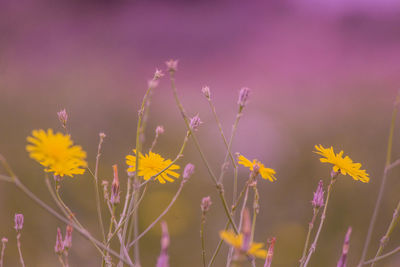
[{"x1": 1, "y1": 1, "x2": 400, "y2": 266}]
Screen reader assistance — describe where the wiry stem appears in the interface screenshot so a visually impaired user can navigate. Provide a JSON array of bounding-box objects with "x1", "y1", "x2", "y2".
[
  {"x1": 299, "y1": 208, "x2": 320, "y2": 267},
  {"x1": 358, "y1": 94, "x2": 400, "y2": 267},
  {"x1": 370, "y1": 200, "x2": 400, "y2": 267},
  {"x1": 94, "y1": 133, "x2": 106, "y2": 243},
  {"x1": 168, "y1": 72, "x2": 239, "y2": 234},
  {"x1": 201, "y1": 213, "x2": 207, "y2": 267},
  {"x1": 16, "y1": 233, "x2": 25, "y2": 267},
  {"x1": 303, "y1": 175, "x2": 337, "y2": 267},
  {"x1": 364, "y1": 246, "x2": 400, "y2": 265},
  {"x1": 57, "y1": 254, "x2": 66, "y2": 267},
  {"x1": 127, "y1": 177, "x2": 189, "y2": 248}
]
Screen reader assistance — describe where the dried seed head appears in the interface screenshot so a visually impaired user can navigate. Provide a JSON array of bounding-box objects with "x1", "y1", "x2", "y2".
[
  {"x1": 238, "y1": 87, "x2": 250, "y2": 107},
  {"x1": 183, "y1": 163, "x2": 195, "y2": 181},
  {"x1": 200, "y1": 196, "x2": 212, "y2": 213},
  {"x1": 312, "y1": 180, "x2": 325, "y2": 208},
  {"x1": 63, "y1": 225, "x2": 73, "y2": 249},
  {"x1": 54, "y1": 227, "x2": 64, "y2": 254},
  {"x1": 156, "y1": 126, "x2": 165, "y2": 135},
  {"x1": 14, "y1": 214, "x2": 24, "y2": 232},
  {"x1": 165, "y1": 59, "x2": 178, "y2": 74},
  {"x1": 57, "y1": 109, "x2": 68, "y2": 128},
  {"x1": 189, "y1": 115, "x2": 202, "y2": 131},
  {"x1": 201, "y1": 86, "x2": 211, "y2": 99},
  {"x1": 110, "y1": 164, "x2": 120, "y2": 204}
]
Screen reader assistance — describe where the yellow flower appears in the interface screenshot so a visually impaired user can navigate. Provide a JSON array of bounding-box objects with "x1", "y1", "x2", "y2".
[
  {"x1": 237, "y1": 154, "x2": 276, "y2": 182},
  {"x1": 219, "y1": 230, "x2": 267, "y2": 259},
  {"x1": 26, "y1": 129, "x2": 87, "y2": 177},
  {"x1": 126, "y1": 150, "x2": 180, "y2": 184},
  {"x1": 314, "y1": 145, "x2": 369, "y2": 183}
]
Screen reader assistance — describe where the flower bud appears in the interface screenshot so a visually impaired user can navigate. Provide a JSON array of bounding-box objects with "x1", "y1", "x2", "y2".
[
  {"x1": 14, "y1": 214, "x2": 24, "y2": 232},
  {"x1": 238, "y1": 87, "x2": 250, "y2": 107},
  {"x1": 110, "y1": 164, "x2": 120, "y2": 205},
  {"x1": 54, "y1": 227, "x2": 64, "y2": 254},
  {"x1": 312, "y1": 180, "x2": 324, "y2": 208},
  {"x1": 165, "y1": 59, "x2": 178, "y2": 74},
  {"x1": 200, "y1": 196, "x2": 212, "y2": 213},
  {"x1": 57, "y1": 109, "x2": 68, "y2": 128},
  {"x1": 63, "y1": 225, "x2": 73, "y2": 249},
  {"x1": 183, "y1": 163, "x2": 195, "y2": 181},
  {"x1": 201, "y1": 86, "x2": 211, "y2": 99}
]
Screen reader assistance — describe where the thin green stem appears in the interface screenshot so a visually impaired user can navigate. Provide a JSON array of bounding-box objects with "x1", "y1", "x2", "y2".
[
  {"x1": 201, "y1": 213, "x2": 207, "y2": 267},
  {"x1": 370, "y1": 200, "x2": 400, "y2": 267},
  {"x1": 168, "y1": 73, "x2": 239, "y2": 234},
  {"x1": 94, "y1": 134, "x2": 106, "y2": 243},
  {"x1": 364, "y1": 246, "x2": 400, "y2": 265},
  {"x1": 303, "y1": 176, "x2": 336, "y2": 267},
  {"x1": 358, "y1": 95, "x2": 400, "y2": 267},
  {"x1": 299, "y1": 208, "x2": 319, "y2": 267}
]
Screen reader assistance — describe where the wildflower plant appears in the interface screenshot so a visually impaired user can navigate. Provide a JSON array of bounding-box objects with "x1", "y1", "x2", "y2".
[{"x1": 1, "y1": 61, "x2": 400, "y2": 267}]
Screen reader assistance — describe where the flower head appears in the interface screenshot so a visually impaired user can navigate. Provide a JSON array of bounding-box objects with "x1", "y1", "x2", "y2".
[
  {"x1": 201, "y1": 196, "x2": 212, "y2": 213},
  {"x1": 126, "y1": 150, "x2": 180, "y2": 184},
  {"x1": 238, "y1": 87, "x2": 250, "y2": 107},
  {"x1": 314, "y1": 145, "x2": 369, "y2": 183},
  {"x1": 26, "y1": 129, "x2": 87, "y2": 177},
  {"x1": 219, "y1": 230, "x2": 267, "y2": 259},
  {"x1": 189, "y1": 115, "x2": 202, "y2": 131},
  {"x1": 165, "y1": 59, "x2": 178, "y2": 73},
  {"x1": 202, "y1": 86, "x2": 211, "y2": 99},
  {"x1": 57, "y1": 109, "x2": 68, "y2": 128},
  {"x1": 237, "y1": 154, "x2": 276, "y2": 182}
]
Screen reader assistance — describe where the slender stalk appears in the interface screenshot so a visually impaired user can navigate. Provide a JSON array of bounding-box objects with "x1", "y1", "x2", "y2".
[
  {"x1": 57, "y1": 255, "x2": 66, "y2": 267},
  {"x1": 370, "y1": 200, "x2": 400, "y2": 267},
  {"x1": 358, "y1": 95, "x2": 400, "y2": 266},
  {"x1": 0, "y1": 238, "x2": 7, "y2": 267},
  {"x1": 299, "y1": 208, "x2": 319, "y2": 267},
  {"x1": 16, "y1": 233, "x2": 25, "y2": 267},
  {"x1": 303, "y1": 176, "x2": 337, "y2": 267},
  {"x1": 168, "y1": 72, "x2": 239, "y2": 234},
  {"x1": 94, "y1": 133, "x2": 106, "y2": 242},
  {"x1": 127, "y1": 177, "x2": 189, "y2": 248},
  {"x1": 364, "y1": 246, "x2": 400, "y2": 265},
  {"x1": 201, "y1": 213, "x2": 207, "y2": 267}
]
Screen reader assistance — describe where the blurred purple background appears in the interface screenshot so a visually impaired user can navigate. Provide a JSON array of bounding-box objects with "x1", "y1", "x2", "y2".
[{"x1": 1, "y1": 0, "x2": 400, "y2": 266}]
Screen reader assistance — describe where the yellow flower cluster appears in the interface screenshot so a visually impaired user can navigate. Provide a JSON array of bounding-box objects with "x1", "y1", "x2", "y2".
[
  {"x1": 314, "y1": 145, "x2": 369, "y2": 183},
  {"x1": 26, "y1": 129, "x2": 87, "y2": 177},
  {"x1": 237, "y1": 154, "x2": 276, "y2": 182},
  {"x1": 126, "y1": 150, "x2": 180, "y2": 184},
  {"x1": 219, "y1": 230, "x2": 267, "y2": 259}
]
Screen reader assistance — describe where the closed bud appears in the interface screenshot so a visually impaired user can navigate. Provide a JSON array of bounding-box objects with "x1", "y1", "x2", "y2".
[
  {"x1": 14, "y1": 214, "x2": 24, "y2": 232},
  {"x1": 57, "y1": 109, "x2": 68, "y2": 127},
  {"x1": 238, "y1": 87, "x2": 250, "y2": 107},
  {"x1": 63, "y1": 225, "x2": 73, "y2": 249},
  {"x1": 201, "y1": 86, "x2": 211, "y2": 99},
  {"x1": 200, "y1": 196, "x2": 212, "y2": 213},
  {"x1": 183, "y1": 163, "x2": 195, "y2": 181},
  {"x1": 54, "y1": 228, "x2": 64, "y2": 254},
  {"x1": 110, "y1": 165, "x2": 120, "y2": 204},
  {"x1": 312, "y1": 180, "x2": 324, "y2": 208}
]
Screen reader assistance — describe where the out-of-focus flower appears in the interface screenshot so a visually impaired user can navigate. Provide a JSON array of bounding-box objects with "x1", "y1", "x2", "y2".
[
  {"x1": 156, "y1": 126, "x2": 165, "y2": 135},
  {"x1": 14, "y1": 214, "x2": 24, "y2": 231},
  {"x1": 312, "y1": 180, "x2": 325, "y2": 208},
  {"x1": 165, "y1": 59, "x2": 178, "y2": 73},
  {"x1": 26, "y1": 129, "x2": 87, "y2": 177},
  {"x1": 54, "y1": 228, "x2": 64, "y2": 254},
  {"x1": 189, "y1": 115, "x2": 202, "y2": 131},
  {"x1": 57, "y1": 109, "x2": 68, "y2": 128},
  {"x1": 264, "y1": 237, "x2": 276, "y2": 267},
  {"x1": 154, "y1": 69, "x2": 164, "y2": 80},
  {"x1": 337, "y1": 227, "x2": 352, "y2": 267},
  {"x1": 314, "y1": 145, "x2": 369, "y2": 183},
  {"x1": 201, "y1": 86, "x2": 211, "y2": 99},
  {"x1": 238, "y1": 87, "x2": 250, "y2": 107},
  {"x1": 219, "y1": 230, "x2": 267, "y2": 259},
  {"x1": 237, "y1": 154, "x2": 276, "y2": 182},
  {"x1": 126, "y1": 150, "x2": 180, "y2": 184},
  {"x1": 156, "y1": 221, "x2": 170, "y2": 267}
]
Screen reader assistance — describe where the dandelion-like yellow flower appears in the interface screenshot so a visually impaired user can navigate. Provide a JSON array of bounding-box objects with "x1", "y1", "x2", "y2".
[
  {"x1": 26, "y1": 129, "x2": 87, "y2": 177},
  {"x1": 126, "y1": 150, "x2": 180, "y2": 184},
  {"x1": 314, "y1": 145, "x2": 369, "y2": 183},
  {"x1": 237, "y1": 154, "x2": 276, "y2": 182},
  {"x1": 219, "y1": 230, "x2": 267, "y2": 259}
]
